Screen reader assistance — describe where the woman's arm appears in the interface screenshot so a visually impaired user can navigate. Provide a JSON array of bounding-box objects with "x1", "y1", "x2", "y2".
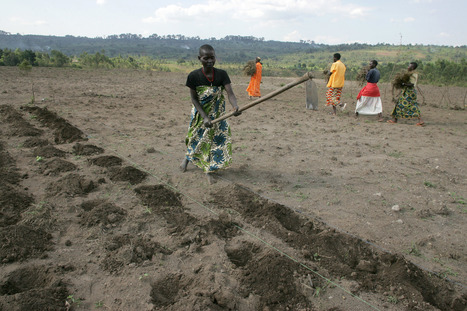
[{"x1": 224, "y1": 83, "x2": 241, "y2": 116}]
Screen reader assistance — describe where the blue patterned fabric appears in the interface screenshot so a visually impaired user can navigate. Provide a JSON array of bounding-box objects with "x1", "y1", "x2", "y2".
[{"x1": 185, "y1": 85, "x2": 232, "y2": 172}]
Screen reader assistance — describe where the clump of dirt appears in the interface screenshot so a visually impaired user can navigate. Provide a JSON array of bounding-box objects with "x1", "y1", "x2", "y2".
[
  {"x1": 23, "y1": 105, "x2": 85, "y2": 143},
  {"x1": 39, "y1": 158, "x2": 77, "y2": 176},
  {"x1": 33, "y1": 145, "x2": 67, "y2": 158},
  {"x1": 72, "y1": 142, "x2": 104, "y2": 156},
  {"x1": 0, "y1": 265, "x2": 68, "y2": 310},
  {"x1": 78, "y1": 200, "x2": 127, "y2": 229},
  {"x1": 101, "y1": 235, "x2": 172, "y2": 273},
  {"x1": 225, "y1": 240, "x2": 260, "y2": 267},
  {"x1": 134, "y1": 185, "x2": 182, "y2": 208},
  {"x1": 240, "y1": 251, "x2": 312, "y2": 309},
  {"x1": 0, "y1": 105, "x2": 43, "y2": 137},
  {"x1": 205, "y1": 213, "x2": 241, "y2": 240},
  {"x1": 20, "y1": 202, "x2": 57, "y2": 232},
  {"x1": 0, "y1": 142, "x2": 34, "y2": 227},
  {"x1": 0, "y1": 183, "x2": 34, "y2": 227},
  {"x1": 46, "y1": 173, "x2": 96, "y2": 197},
  {"x1": 0, "y1": 224, "x2": 52, "y2": 263},
  {"x1": 150, "y1": 274, "x2": 185, "y2": 308},
  {"x1": 89, "y1": 155, "x2": 123, "y2": 167},
  {"x1": 0, "y1": 142, "x2": 21, "y2": 185},
  {"x1": 22, "y1": 137, "x2": 49, "y2": 148},
  {"x1": 108, "y1": 166, "x2": 147, "y2": 184}
]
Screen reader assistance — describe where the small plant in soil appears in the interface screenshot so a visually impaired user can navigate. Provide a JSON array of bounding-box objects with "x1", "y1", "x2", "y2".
[
  {"x1": 139, "y1": 273, "x2": 149, "y2": 280},
  {"x1": 66, "y1": 295, "x2": 82, "y2": 309},
  {"x1": 314, "y1": 286, "x2": 322, "y2": 297},
  {"x1": 387, "y1": 295, "x2": 399, "y2": 304},
  {"x1": 26, "y1": 201, "x2": 47, "y2": 215},
  {"x1": 423, "y1": 181, "x2": 436, "y2": 188},
  {"x1": 388, "y1": 151, "x2": 403, "y2": 158},
  {"x1": 35, "y1": 156, "x2": 43, "y2": 162},
  {"x1": 441, "y1": 267, "x2": 458, "y2": 278},
  {"x1": 406, "y1": 242, "x2": 421, "y2": 257},
  {"x1": 449, "y1": 192, "x2": 466, "y2": 205}
]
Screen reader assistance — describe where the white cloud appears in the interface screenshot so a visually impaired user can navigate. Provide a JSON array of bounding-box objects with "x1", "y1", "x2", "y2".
[
  {"x1": 348, "y1": 7, "x2": 371, "y2": 17},
  {"x1": 96, "y1": 0, "x2": 107, "y2": 5},
  {"x1": 9, "y1": 17, "x2": 47, "y2": 26},
  {"x1": 439, "y1": 32, "x2": 451, "y2": 37},
  {"x1": 404, "y1": 17, "x2": 415, "y2": 22},
  {"x1": 143, "y1": 0, "x2": 372, "y2": 24},
  {"x1": 314, "y1": 35, "x2": 344, "y2": 45},
  {"x1": 283, "y1": 30, "x2": 301, "y2": 42}
]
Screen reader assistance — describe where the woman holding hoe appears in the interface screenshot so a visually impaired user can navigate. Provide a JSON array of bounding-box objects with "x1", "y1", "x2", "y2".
[{"x1": 180, "y1": 44, "x2": 241, "y2": 184}]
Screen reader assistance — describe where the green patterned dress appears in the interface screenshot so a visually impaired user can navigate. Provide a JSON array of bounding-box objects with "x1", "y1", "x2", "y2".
[
  {"x1": 185, "y1": 85, "x2": 232, "y2": 172},
  {"x1": 391, "y1": 73, "x2": 421, "y2": 119}
]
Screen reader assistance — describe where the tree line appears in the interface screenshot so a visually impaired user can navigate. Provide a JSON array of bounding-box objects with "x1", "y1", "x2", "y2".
[{"x1": 1, "y1": 32, "x2": 466, "y2": 87}]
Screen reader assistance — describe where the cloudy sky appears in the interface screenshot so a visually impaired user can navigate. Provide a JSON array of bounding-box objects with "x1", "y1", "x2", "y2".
[{"x1": 1, "y1": 0, "x2": 465, "y2": 46}]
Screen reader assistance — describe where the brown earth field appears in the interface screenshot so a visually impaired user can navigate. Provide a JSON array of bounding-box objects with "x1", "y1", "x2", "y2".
[{"x1": 0, "y1": 67, "x2": 466, "y2": 311}]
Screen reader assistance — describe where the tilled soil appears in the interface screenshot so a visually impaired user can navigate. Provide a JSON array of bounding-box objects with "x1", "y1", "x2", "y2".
[{"x1": 0, "y1": 67, "x2": 466, "y2": 311}]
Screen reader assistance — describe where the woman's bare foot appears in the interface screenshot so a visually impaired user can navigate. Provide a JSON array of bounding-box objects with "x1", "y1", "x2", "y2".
[
  {"x1": 179, "y1": 158, "x2": 188, "y2": 172},
  {"x1": 206, "y1": 173, "x2": 216, "y2": 184}
]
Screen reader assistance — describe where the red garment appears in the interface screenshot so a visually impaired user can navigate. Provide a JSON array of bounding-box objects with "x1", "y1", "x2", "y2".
[{"x1": 357, "y1": 82, "x2": 380, "y2": 100}]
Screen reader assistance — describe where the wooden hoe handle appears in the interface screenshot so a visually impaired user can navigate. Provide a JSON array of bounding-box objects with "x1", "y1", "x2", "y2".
[{"x1": 211, "y1": 72, "x2": 313, "y2": 124}]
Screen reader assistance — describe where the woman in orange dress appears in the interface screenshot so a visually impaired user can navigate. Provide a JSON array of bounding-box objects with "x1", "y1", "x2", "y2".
[{"x1": 246, "y1": 57, "x2": 262, "y2": 99}]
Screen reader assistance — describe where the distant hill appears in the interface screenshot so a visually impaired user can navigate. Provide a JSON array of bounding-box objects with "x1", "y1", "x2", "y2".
[
  {"x1": 1, "y1": 31, "x2": 465, "y2": 64},
  {"x1": 1, "y1": 31, "x2": 466, "y2": 86}
]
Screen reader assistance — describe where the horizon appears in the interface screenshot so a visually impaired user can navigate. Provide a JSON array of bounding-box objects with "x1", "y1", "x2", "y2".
[
  {"x1": 1, "y1": 30, "x2": 465, "y2": 48},
  {"x1": 1, "y1": 1, "x2": 466, "y2": 47}
]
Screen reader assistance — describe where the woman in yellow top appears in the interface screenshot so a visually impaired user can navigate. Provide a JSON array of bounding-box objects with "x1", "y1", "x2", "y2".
[
  {"x1": 388, "y1": 62, "x2": 424, "y2": 126},
  {"x1": 246, "y1": 57, "x2": 262, "y2": 99},
  {"x1": 326, "y1": 53, "x2": 346, "y2": 115}
]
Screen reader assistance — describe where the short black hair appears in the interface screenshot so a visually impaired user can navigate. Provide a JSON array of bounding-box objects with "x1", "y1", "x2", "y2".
[
  {"x1": 409, "y1": 62, "x2": 418, "y2": 69},
  {"x1": 199, "y1": 44, "x2": 215, "y2": 55},
  {"x1": 371, "y1": 60, "x2": 378, "y2": 67},
  {"x1": 333, "y1": 53, "x2": 341, "y2": 60}
]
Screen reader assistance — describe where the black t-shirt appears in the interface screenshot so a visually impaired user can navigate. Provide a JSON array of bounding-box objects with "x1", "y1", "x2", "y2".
[
  {"x1": 366, "y1": 68, "x2": 381, "y2": 83},
  {"x1": 186, "y1": 68, "x2": 231, "y2": 89}
]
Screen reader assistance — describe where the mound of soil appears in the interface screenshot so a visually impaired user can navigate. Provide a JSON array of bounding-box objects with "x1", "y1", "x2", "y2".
[
  {"x1": 0, "y1": 265, "x2": 68, "y2": 311},
  {"x1": 101, "y1": 235, "x2": 171, "y2": 274},
  {"x1": 33, "y1": 145, "x2": 67, "y2": 158},
  {"x1": 108, "y1": 166, "x2": 147, "y2": 184},
  {"x1": 0, "y1": 183, "x2": 34, "y2": 227},
  {"x1": 0, "y1": 224, "x2": 52, "y2": 263},
  {"x1": 89, "y1": 155, "x2": 123, "y2": 167},
  {"x1": 23, "y1": 105, "x2": 85, "y2": 143},
  {"x1": 79, "y1": 200, "x2": 127, "y2": 229},
  {"x1": 22, "y1": 137, "x2": 49, "y2": 148},
  {"x1": 72, "y1": 142, "x2": 104, "y2": 156},
  {"x1": 0, "y1": 105, "x2": 43, "y2": 137},
  {"x1": 46, "y1": 173, "x2": 96, "y2": 197},
  {"x1": 0, "y1": 143, "x2": 21, "y2": 185},
  {"x1": 134, "y1": 184, "x2": 182, "y2": 208},
  {"x1": 39, "y1": 158, "x2": 77, "y2": 176}
]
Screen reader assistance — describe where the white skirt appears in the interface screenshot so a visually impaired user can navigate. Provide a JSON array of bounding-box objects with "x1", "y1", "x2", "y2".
[{"x1": 355, "y1": 96, "x2": 382, "y2": 115}]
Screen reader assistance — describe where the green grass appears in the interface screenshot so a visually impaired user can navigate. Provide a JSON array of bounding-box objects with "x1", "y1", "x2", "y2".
[
  {"x1": 388, "y1": 151, "x2": 403, "y2": 158},
  {"x1": 405, "y1": 242, "x2": 421, "y2": 257}
]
